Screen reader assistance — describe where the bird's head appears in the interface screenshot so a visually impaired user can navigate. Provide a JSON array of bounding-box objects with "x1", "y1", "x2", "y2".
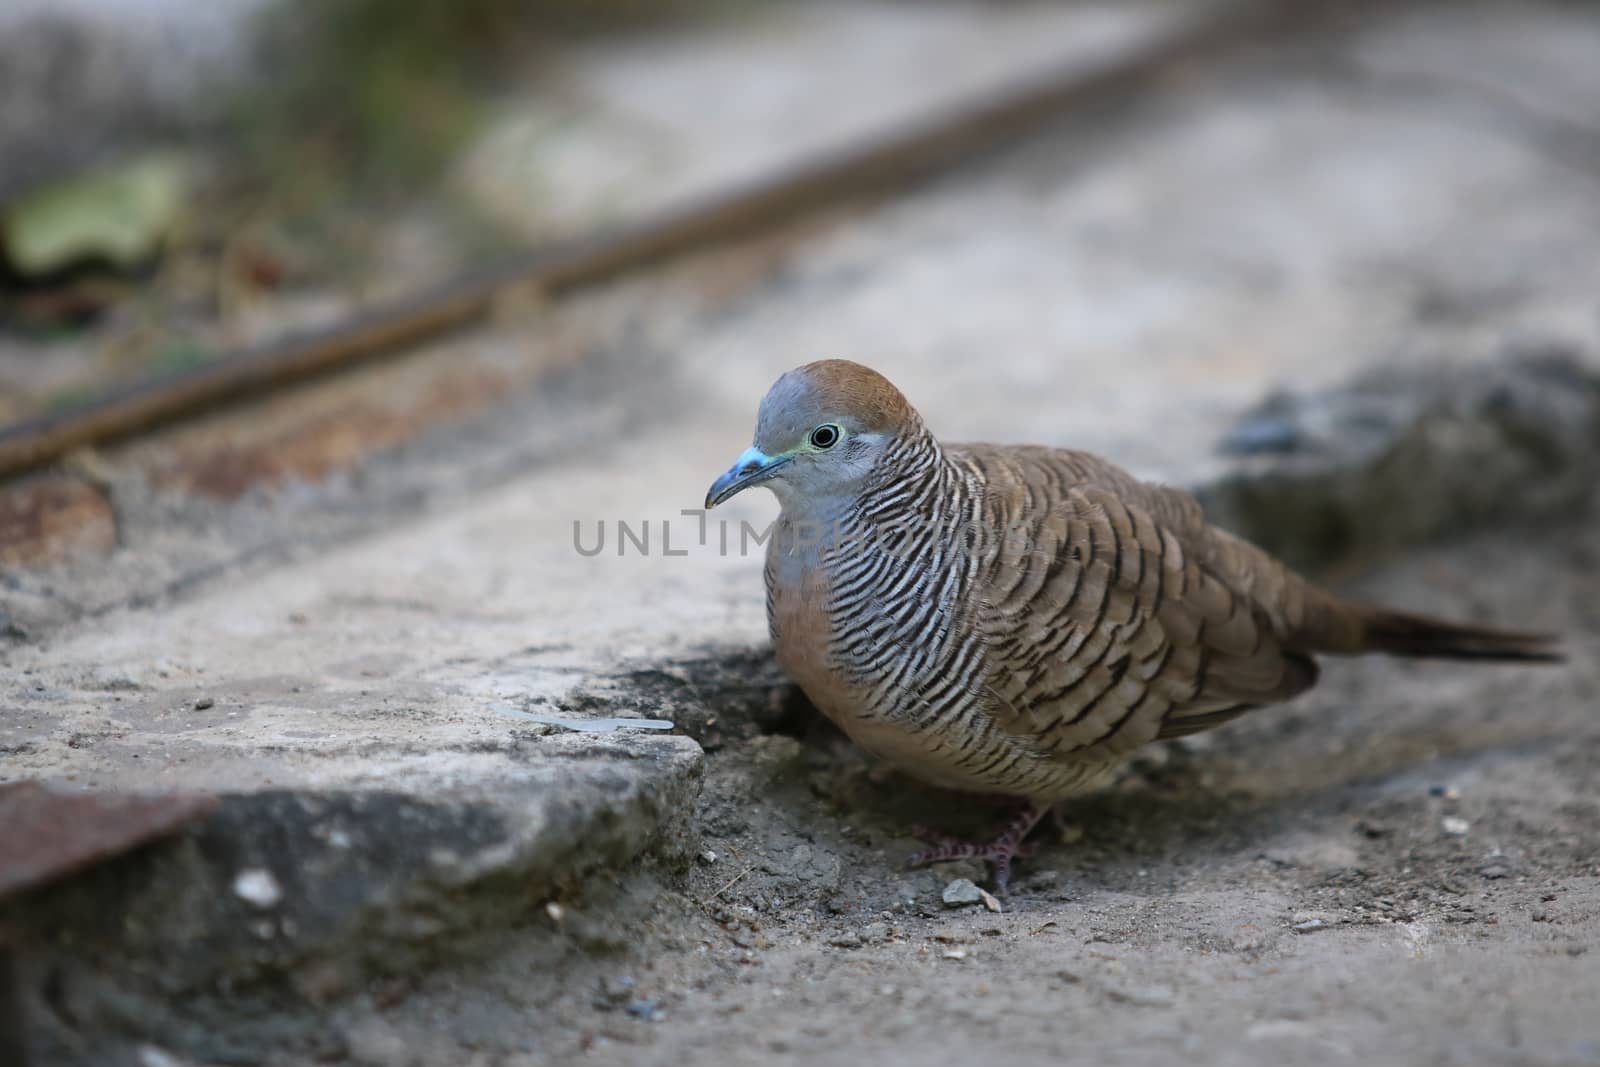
[{"x1": 705, "y1": 359, "x2": 917, "y2": 509}]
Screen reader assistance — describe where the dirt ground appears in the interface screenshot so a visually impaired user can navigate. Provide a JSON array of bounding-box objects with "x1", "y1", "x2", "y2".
[{"x1": 305, "y1": 523, "x2": 1598, "y2": 1067}]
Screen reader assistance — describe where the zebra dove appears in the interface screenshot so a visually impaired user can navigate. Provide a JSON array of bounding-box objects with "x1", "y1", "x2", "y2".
[{"x1": 705, "y1": 360, "x2": 1561, "y2": 890}]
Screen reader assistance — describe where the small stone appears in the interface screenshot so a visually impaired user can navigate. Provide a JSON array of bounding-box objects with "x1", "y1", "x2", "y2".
[
  {"x1": 699, "y1": 849, "x2": 718, "y2": 864},
  {"x1": 545, "y1": 901, "x2": 564, "y2": 922},
  {"x1": 931, "y1": 927, "x2": 972, "y2": 944},
  {"x1": 977, "y1": 887, "x2": 1003, "y2": 913},
  {"x1": 1441, "y1": 816, "x2": 1471, "y2": 837},
  {"x1": 942, "y1": 878, "x2": 984, "y2": 907},
  {"x1": 827, "y1": 930, "x2": 862, "y2": 948},
  {"x1": 1292, "y1": 919, "x2": 1325, "y2": 933},
  {"x1": 942, "y1": 947, "x2": 968, "y2": 960},
  {"x1": 596, "y1": 975, "x2": 637, "y2": 1007},
  {"x1": 344, "y1": 1018, "x2": 409, "y2": 1066},
  {"x1": 232, "y1": 869, "x2": 282, "y2": 909},
  {"x1": 136, "y1": 1046, "x2": 187, "y2": 1067},
  {"x1": 861, "y1": 921, "x2": 889, "y2": 943},
  {"x1": 1532, "y1": 910, "x2": 1551, "y2": 923},
  {"x1": 1105, "y1": 984, "x2": 1177, "y2": 1007},
  {"x1": 625, "y1": 999, "x2": 662, "y2": 1021},
  {"x1": 193, "y1": 696, "x2": 214, "y2": 710}
]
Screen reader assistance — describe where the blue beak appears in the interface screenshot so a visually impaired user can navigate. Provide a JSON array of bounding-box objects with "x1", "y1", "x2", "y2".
[{"x1": 706, "y1": 447, "x2": 789, "y2": 508}]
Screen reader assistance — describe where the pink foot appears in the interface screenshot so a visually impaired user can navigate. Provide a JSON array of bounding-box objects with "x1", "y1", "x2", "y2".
[{"x1": 906, "y1": 805, "x2": 1049, "y2": 893}]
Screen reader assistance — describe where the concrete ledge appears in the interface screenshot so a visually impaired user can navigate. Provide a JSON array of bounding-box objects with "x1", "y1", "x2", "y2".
[
  {"x1": 1201, "y1": 352, "x2": 1600, "y2": 570},
  {"x1": 7, "y1": 733, "x2": 701, "y2": 1061}
]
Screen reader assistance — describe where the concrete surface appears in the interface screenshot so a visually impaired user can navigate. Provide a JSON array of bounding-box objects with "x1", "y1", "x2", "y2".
[
  {"x1": 3, "y1": 2, "x2": 1600, "y2": 1064},
  {"x1": 459, "y1": 0, "x2": 1188, "y2": 239}
]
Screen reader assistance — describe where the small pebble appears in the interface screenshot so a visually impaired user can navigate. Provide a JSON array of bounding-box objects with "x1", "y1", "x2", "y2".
[
  {"x1": 1292, "y1": 919, "x2": 1325, "y2": 933},
  {"x1": 1441, "y1": 816, "x2": 1471, "y2": 837},
  {"x1": 232, "y1": 869, "x2": 282, "y2": 909},
  {"x1": 136, "y1": 1047, "x2": 186, "y2": 1067},
  {"x1": 942, "y1": 948, "x2": 968, "y2": 960},
  {"x1": 827, "y1": 930, "x2": 863, "y2": 949},
  {"x1": 625, "y1": 999, "x2": 661, "y2": 1021},
  {"x1": 942, "y1": 878, "x2": 984, "y2": 907},
  {"x1": 596, "y1": 975, "x2": 636, "y2": 1007},
  {"x1": 699, "y1": 849, "x2": 718, "y2": 865},
  {"x1": 194, "y1": 697, "x2": 215, "y2": 711},
  {"x1": 1105, "y1": 984, "x2": 1177, "y2": 1007}
]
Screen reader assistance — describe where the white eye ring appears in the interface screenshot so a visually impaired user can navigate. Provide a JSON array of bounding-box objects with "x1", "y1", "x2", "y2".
[{"x1": 809, "y1": 424, "x2": 841, "y2": 449}]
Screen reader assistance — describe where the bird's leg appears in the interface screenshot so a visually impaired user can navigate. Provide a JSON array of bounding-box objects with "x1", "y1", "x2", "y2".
[{"x1": 906, "y1": 803, "x2": 1051, "y2": 893}]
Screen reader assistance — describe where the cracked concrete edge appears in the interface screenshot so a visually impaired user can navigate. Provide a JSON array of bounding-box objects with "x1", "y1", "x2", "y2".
[
  {"x1": 1196, "y1": 350, "x2": 1600, "y2": 572},
  {"x1": 6, "y1": 732, "x2": 702, "y2": 1061}
]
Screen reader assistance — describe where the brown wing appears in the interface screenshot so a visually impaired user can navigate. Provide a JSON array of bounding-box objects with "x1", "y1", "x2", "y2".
[{"x1": 956, "y1": 445, "x2": 1319, "y2": 760}]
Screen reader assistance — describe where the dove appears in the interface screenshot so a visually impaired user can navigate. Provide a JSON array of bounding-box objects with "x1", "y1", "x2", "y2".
[{"x1": 705, "y1": 360, "x2": 1560, "y2": 890}]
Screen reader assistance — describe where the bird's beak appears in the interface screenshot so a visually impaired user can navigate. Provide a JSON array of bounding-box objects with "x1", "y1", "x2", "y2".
[{"x1": 706, "y1": 447, "x2": 790, "y2": 508}]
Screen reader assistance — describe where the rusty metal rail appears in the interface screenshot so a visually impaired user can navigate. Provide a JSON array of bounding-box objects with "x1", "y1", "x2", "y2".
[
  {"x1": 0, "y1": 0, "x2": 1351, "y2": 481},
  {"x1": 0, "y1": 782, "x2": 218, "y2": 900},
  {"x1": 0, "y1": 783, "x2": 218, "y2": 1067}
]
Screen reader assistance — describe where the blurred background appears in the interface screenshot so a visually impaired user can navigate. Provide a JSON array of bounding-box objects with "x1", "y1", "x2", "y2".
[
  {"x1": 2, "y1": 0, "x2": 1597, "y2": 572},
  {"x1": 0, "y1": 0, "x2": 1188, "y2": 424},
  {"x1": 0, "y1": 0, "x2": 722, "y2": 417},
  {"x1": 4, "y1": 2, "x2": 1600, "y2": 1064}
]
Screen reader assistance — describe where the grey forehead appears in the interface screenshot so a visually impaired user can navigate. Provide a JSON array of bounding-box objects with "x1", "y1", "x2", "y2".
[{"x1": 754, "y1": 371, "x2": 825, "y2": 446}]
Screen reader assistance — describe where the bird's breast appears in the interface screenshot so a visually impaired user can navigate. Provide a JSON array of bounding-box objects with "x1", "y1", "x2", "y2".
[{"x1": 767, "y1": 515, "x2": 960, "y2": 727}]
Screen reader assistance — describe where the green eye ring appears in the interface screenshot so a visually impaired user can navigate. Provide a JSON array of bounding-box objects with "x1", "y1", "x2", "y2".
[{"x1": 808, "y1": 423, "x2": 842, "y2": 450}]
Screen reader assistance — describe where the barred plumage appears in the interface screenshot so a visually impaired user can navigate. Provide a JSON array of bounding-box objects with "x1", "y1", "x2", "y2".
[{"x1": 709, "y1": 359, "x2": 1562, "y2": 889}]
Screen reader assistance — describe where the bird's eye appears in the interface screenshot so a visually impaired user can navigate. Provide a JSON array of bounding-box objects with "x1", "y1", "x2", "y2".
[{"x1": 808, "y1": 424, "x2": 841, "y2": 450}]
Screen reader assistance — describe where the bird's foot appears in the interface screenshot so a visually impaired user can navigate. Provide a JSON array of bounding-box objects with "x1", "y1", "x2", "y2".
[{"x1": 906, "y1": 804, "x2": 1050, "y2": 894}]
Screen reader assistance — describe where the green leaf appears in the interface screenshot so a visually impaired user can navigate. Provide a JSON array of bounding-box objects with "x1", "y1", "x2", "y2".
[{"x1": 2, "y1": 155, "x2": 189, "y2": 276}]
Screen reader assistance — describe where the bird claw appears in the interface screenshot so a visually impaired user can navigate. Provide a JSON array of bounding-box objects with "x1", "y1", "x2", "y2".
[{"x1": 905, "y1": 806, "x2": 1051, "y2": 894}]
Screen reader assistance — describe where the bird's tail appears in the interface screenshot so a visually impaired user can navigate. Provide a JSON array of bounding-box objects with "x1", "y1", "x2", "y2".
[
  {"x1": 1284, "y1": 578, "x2": 1563, "y2": 662},
  {"x1": 1352, "y1": 606, "x2": 1563, "y2": 663}
]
